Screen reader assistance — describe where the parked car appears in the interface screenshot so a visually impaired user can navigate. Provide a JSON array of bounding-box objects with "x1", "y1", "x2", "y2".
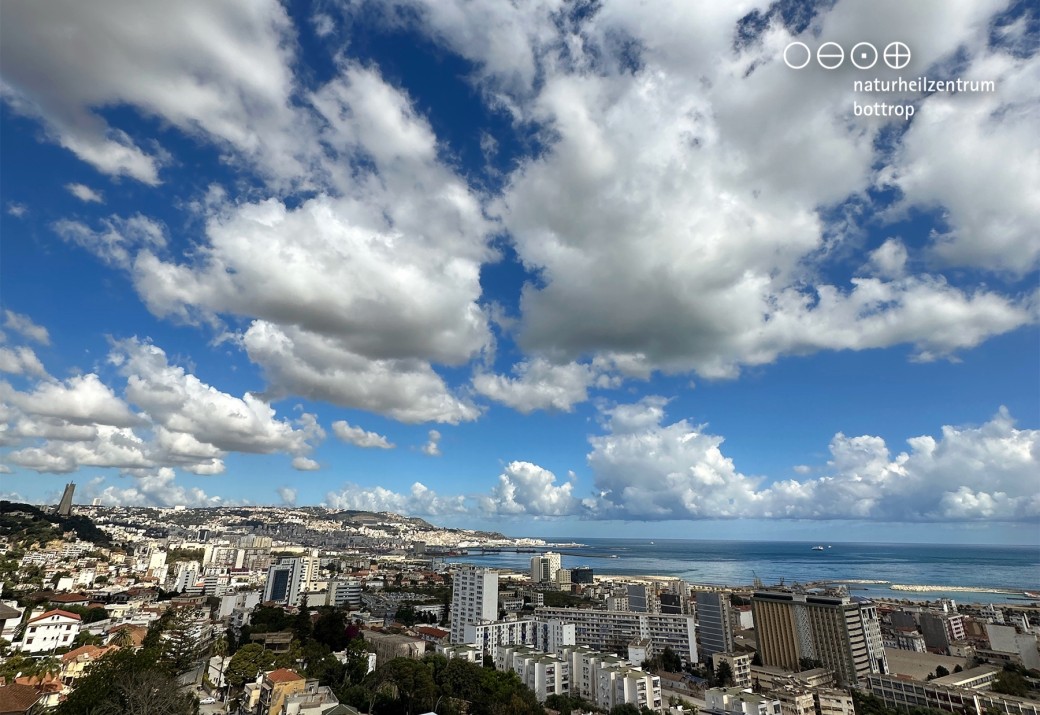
[{"x1": 200, "y1": 697, "x2": 217, "y2": 705}]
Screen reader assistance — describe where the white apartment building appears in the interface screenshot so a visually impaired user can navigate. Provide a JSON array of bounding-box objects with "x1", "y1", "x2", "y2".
[
  {"x1": 559, "y1": 645, "x2": 663, "y2": 711},
  {"x1": 496, "y1": 645, "x2": 570, "y2": 701},
  {"x1": 464, "y1": 617, "x2": 576, "y2": 655},
  {"x1": 537, "y1": 607, "x2": 698, "y2": 664},
  {"x1": 20, "y1": 609, "x2": 82, "y2": 653},
  {"x1": 705, "y1": 688, "x2": 782, "y2": 715},
  {"x1": 328, "y1": 579, "x2": 362, "y2": 608},
  {"x1": 451, "y1": 565, "x2": 499, "y2": 643}
]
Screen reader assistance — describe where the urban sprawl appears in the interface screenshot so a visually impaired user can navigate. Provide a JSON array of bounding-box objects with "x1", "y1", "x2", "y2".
[{"x1": 0, "y1": 490, "x2": 1037, "y2": 715}]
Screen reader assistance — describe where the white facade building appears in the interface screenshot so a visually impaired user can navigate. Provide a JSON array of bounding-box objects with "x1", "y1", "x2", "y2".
[
  {"x1": 20, "y1": 609, "x2": 82, "y2": 653},
  {"x1": 496, "y1": 645, "x2": 570, "y2": 701},
  {"x1": 530, "y1": 552, "x2": 562, "y2": 584},
  {"x1": 450, "y1": 565, "x2": 499, "y2": 643},
  {"x1": 538, "y1": 607, "x2": 698, "y2": 664}
]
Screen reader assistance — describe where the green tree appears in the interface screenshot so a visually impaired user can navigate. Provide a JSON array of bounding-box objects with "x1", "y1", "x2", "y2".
[
  {"x1": 395, "y1": 603, "x2": 418, "y2": 627},
  {"x1": 610, "y1": 705, "x2": 641, "y2": 715},
  {"x1": 111, "y1": 626, "x2": 136, "y2": 649},
  {"x1": 314, "y1": 609, "x2": 349, "y2": 651},
  {"x1": 212, "y1": 635, "x2": 229, "y2": 690},
  {"x1": 934, "y1": 665, "x2": 949, "y2": 678},
  {"x1": 715, "y1": 660, "x2": 734, "y2": 687},
  {"x1": 56, "y1": 648, "x2": 198, "y2": 715},
  {"x1": 991, "y1": 668, "x2": 1029, "y2": 697},
  {"x1": 294, "y1": 605, "x2": 314, "y2": 643},
  {"x1": 661, "y1": 646, "x2": 682, "y2": 673},
  {"x1": 224, "y1": 643, "x2": 277, "y2": 688}
]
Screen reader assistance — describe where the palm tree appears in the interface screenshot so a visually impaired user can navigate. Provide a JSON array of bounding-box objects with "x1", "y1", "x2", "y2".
[{"x1": 111, "y1": 626, "x2": 135, "y2": 649}]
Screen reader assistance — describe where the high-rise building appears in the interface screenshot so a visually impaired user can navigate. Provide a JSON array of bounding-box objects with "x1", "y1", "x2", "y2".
[
  {"x1": 56, "y1": 483, "x2": 75, "y2": 516},
  {"x1": 697, "y1": 591, "x2": 735, "y2": 662},
  {"x1": 450, "y1": 565, "x2": 499, "y2": 643},
  {"x1": 920, "y1": 611, "x2": 966, "y2": 652},
  {"x1": 263, "y1": 558, "x2": 302, "y2": 606},
  {"x1": 530, "y1": 552, "x2": 562, "y2": 584},
  {"x1": 751, "y1": 591, "x2": 888, "y2": 686}
]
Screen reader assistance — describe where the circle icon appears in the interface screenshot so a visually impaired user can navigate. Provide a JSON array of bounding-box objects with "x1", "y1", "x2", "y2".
[
  {"x1": 817, "y1": 42, "x2": 844, "y2": 70},
  {"x1": 883, "y1": 41, "x2": 911, "y2": 69},
  {"x1": 783, "y1": 42, "x2": 811, "y2": 69},
  {"x1": 851, "y1": 42, "x2": 878, "y2": 70}
]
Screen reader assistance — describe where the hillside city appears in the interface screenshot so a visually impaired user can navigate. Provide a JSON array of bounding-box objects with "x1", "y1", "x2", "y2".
[{"x1": 0, "y1": 490, "x2": 1037, "y2": 715}]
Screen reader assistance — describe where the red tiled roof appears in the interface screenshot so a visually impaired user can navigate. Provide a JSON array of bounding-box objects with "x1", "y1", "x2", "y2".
[
  {"x1": 265, "y1": 668, "x2": 304, "y2": 683},
  {"x1": 27, "y1": 609, "x2": 82, "y2": 624},
  {"x1": 0, "y1": 683, "x2": 43, "y2": 713},
  {"x1": 48, "y1": 593, "x2": 90, "y2": 603},
  {"x1": 62, "y1": 644, "x2": 114, "y2": 663}
]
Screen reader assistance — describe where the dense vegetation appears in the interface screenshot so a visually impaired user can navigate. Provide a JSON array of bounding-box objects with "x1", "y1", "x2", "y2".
[{"x1": 0, "y1": 501, "x2": 112, "y2": 548}]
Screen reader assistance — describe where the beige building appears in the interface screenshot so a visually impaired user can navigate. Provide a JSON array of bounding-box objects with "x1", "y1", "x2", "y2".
[
  {"x1": 751, "y1": 592, "x2": 887, "y2": 686},
  {"x1": 257, "y1": 669, "x2": 307, "y2": 715},
  {"x1": 713, "y1": 652, "x2": 753, "y2": 689}
]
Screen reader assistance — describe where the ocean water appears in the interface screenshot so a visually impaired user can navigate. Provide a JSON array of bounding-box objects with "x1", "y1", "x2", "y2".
[{"x1": 453, "y1": 538, "x2": 1040, "y2": 604}]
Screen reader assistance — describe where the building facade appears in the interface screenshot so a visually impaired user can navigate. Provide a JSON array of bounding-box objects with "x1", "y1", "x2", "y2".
[
  {"x1": 537, "y1": 607, "x2": 698, "y2": 664},
  {"x1": 751, "y1": 591, "x2": 888, "y2": 686},
  {"x1": 697, "y1": 591, "x2": 735, "y2": 662},
  {"x1": 450, "y1": 566, "x2": 499, "y2": 643}
]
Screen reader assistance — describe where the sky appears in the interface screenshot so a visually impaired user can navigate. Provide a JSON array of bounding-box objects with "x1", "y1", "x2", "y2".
[{"x1": 1, "y1": 0, "x2": 1038, "y2": 545}]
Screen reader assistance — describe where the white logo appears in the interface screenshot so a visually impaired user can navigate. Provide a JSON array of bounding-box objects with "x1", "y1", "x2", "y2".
[{"x1": 784, "y1": 41, "x2": 912, "y2": 70}]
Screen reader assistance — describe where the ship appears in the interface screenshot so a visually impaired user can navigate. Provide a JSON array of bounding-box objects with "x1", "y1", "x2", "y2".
[{"x1": 811, "y1": 545, "x2": 825, "y2": 551}]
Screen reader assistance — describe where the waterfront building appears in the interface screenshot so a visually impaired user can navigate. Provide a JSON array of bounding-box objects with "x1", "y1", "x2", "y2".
[
  {"x1": 450, "y1": 565, "x2": 498, "y2": 643},
  {"x1": 531, "y1": 552, "x2": 562, "y2": 584},
  {"x1": 537, "y1": 606, "x2": 698, "y2": 664},
  {"x1": 697, "y1": 591, "x2": 736, "y2": 662},
  {"x1": 750, "y1": 591, "x2": 888, "y2": 686},
  {"x1": 571, "y1": 567, "x2": 594, "y2": 584}
]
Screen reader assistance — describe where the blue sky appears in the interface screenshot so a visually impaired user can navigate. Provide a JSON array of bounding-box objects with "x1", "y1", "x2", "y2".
[{"x1": 1, "y1": 0, "x2": 1038, "y2": 545}]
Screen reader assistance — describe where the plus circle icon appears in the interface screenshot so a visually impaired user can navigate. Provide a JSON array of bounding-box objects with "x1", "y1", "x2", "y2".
[{"x1": 883, "y1": 42, "x2": 911, "y2": 69}]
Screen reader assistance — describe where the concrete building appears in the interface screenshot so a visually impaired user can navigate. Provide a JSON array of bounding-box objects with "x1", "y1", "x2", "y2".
[
  {"x1": 256, "y1": 669, "x2": 307, "y2": 715},
  {"x1": 328, "y1": 579, "x2": 362, "y2": 608},
  {"x1": 19, "y1": 610, "x2": 81, "y2": 653},
  {"x1": 56, "y1": 482, "x2": 75, "y2": 516},
  {"x1": 450, "y1": 566, "x2": 498, "y2": 643},
  {"x1": 867, "y1": 669, "x2": 1040, "y2": 715},
  {"x1": 437, "y1": 643, "x2": 483, "y2": 663},
  {"x1": 985, "y1": 623, "x2": 1040, "y2": 670},
  {"x1": 463, "y1": 617, "x2": 575, "y2": 656},
  {"x1": 751, "y1": 591, "x2": 888, "y2": 686},
  {"x1": 705, "y1": 687, "x2": 782, "y2": 715},
  {"x1": 362, "y1": 631, "x2": 426, "y2": 667},
  {"x1": 496, "y1": 645, "x2": 569, "y2": 701},
  {"x1": 559, "y1": 645, "x2": 662, "y2": 711},
  {"x1": 530, "y1": 553, "x2": 562, "y2": 585},
  {"x1": 537, "y1": 607, "x2": 698, "y2": 664},
  {"x1": 697, "y1": 591, "x2": 735, "y2": 662},
  {"x1": 263, "y1": 558, "x2": 303, "y2": 606},
  {"x1": 713, "y1": 652, "x2": 753, "y2": 689},
  {"x1": 921, "y1": 612, "x2": 966, "y2": 653}
]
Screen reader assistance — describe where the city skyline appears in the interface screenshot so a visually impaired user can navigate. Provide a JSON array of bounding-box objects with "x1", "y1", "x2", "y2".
[{"x1": 1, "y1": 0, "x2": 1038, "y2": 546}]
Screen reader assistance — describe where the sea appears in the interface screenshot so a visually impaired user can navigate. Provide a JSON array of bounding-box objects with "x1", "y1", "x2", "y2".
[{"x1": 452, "y1": 538, "x2": 1040, "y2": 604}]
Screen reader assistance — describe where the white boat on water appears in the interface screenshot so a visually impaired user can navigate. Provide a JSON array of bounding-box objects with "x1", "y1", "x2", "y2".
[{"x1": 811, "y1": 545, "x2": 825, "y2": 551}]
